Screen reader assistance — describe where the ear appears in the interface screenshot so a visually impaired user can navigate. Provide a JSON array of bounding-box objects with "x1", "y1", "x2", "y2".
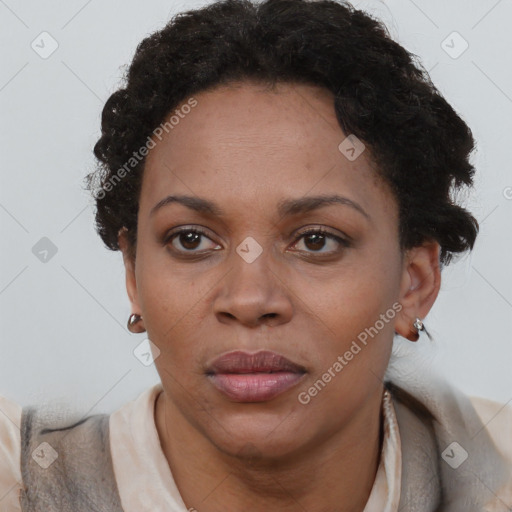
[
  {"x1": 118, "y1": 228, "x2": 144, "y2": 326},
  {"x1": 395, "y1": 239, "x2": 441, "y2": 341}
]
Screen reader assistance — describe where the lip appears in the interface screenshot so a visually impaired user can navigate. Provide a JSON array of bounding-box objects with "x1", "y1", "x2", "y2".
[{"x1": 206, "y1": 350, "x2": 307, "y2": 402}]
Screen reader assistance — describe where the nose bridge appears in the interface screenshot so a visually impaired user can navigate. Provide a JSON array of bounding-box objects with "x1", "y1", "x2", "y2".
[
  {"x1": 229, "y1": 234, "x2": 277, "y2": 300},
  {"x1": 214, "y1": 233, "x2": 292, "y2": 325}
]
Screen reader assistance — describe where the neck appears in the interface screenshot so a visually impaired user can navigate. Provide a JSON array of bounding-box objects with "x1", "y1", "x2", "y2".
[{"x1": 155, "y1": 389, "x2": 384, "y2": 512}]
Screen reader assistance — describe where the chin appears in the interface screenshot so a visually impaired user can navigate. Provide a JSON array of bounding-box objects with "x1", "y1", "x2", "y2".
[{"x1": 204, "y1": 409, "x2": 307, "y2": 461}]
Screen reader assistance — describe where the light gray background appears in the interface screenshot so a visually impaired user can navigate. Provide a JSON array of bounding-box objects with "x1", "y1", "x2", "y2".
[{"x1": 0, "y1": 0, "x2": 511, "y2": 416}]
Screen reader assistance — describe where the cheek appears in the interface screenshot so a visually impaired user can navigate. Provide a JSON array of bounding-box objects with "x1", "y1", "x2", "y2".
[
  {"x1": 137, "y1": 239, "x2": 197, "y2": 316},
  {"x1": 296, "y1": 284, "x2": 395, "y2": 419},
  {"x1": 302, "y1": 257, "x2": 398, "y2": 333},
  {"x1": 296, "y1": 248, "x2": 399, "y2": 370},
  {"x1": 136, "y1": 264, "x2": 198, "y2": 358}
]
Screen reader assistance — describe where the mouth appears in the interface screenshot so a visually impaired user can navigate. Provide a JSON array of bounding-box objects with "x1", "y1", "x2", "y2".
[{"x1": 205, "y1": 350, "x2": 307, "y2": 402}]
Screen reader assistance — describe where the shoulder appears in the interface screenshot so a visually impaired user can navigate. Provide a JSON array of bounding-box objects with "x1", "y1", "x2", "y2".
[
  {"x1": 0, "y1": 394, "x2": 23, "y2": 512},
  {"x1": 469, "y1": 395, "x2": 512, "y2": 465},
  {"x1": 387, "y1": 368, "x2": 512, "y2": 509},
  {"x1": 469, "y1": 395, "x2": 512, "y2": 510},
  {"x1": 18, "y1": 400, "x2": 123, "y2": 511}
]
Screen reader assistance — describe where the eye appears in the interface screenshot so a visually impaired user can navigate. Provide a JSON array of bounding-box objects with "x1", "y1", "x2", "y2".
[
  {"x1": 164, "y1": 227, "x2": 221, "y2": 254},
  {"x1": 291, "y1": 227, "x2": 350, "y2": 255},
  {"x1": 163, "y1": 226, "x2": 350, "y2": 258}
]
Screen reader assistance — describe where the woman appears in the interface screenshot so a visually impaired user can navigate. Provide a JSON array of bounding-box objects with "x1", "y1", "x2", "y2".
[{"x1": 1, "y1": 0, "x2": 511, "y2": 510}]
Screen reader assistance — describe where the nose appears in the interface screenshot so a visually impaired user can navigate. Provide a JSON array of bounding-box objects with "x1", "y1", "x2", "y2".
[{"x1": 213, "y1": 245, "x2": 293, "y2": 328}]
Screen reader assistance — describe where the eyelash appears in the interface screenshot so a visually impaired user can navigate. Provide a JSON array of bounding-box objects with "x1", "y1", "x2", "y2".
[{"x1": 163, "y1": 226, "x2": 350, "y2": 257}]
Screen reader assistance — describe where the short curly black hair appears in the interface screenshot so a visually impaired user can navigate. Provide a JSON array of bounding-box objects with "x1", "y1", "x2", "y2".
[{"x1": 85, "y1": 0, "x2": 479, "y2": 267}]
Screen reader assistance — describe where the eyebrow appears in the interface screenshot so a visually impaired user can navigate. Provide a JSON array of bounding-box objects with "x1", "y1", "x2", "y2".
[{"x1": 149, "y1": 194, "x2": 371, "y2": 220}]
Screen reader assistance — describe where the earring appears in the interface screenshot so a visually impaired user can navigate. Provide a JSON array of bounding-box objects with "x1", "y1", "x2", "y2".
[
  {"x1": 127, "y1": 313, "x2": 146, "y2": 333},
  {"x1": 413, "y1": 318, "x2": 424, "y2": 332},
  {"x1": 410, "y1": 316, "x2": 432, "y2": 341}
]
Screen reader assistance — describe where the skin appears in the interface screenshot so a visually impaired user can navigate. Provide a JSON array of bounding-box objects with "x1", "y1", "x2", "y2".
[{"x1": 118, "y1": 81, "x2": 441, "y2": 512}]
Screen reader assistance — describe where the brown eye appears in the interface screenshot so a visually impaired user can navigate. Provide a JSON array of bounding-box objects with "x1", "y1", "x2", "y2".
[
  {"x1": 292, "y1": 228, "x2": 350, "y2": 255},
  {"x1": 177, "y1": 231, "x2": 202, "y2": 250},
  {"x1": 303, "y1": 232, "x2": 328, "y2": 251},
  {"x1": 165, "y1": 227, "x2": 221, "y2": 254}
]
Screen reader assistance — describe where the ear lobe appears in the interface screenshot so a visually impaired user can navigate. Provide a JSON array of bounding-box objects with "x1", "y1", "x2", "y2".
[
  {"x1": 395, "y1": 240, "x2": 441, "y2": 341},
  {"x1": 118, "y1": 227, "x2": 141, "y2": 314}
]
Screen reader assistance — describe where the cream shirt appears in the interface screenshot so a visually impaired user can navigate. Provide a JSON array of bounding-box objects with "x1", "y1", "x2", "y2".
[{"x1": 0, "y1": 383, "x2": 510, "y2": 511}]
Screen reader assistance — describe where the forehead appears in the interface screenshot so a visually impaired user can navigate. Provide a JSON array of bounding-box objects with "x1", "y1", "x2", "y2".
[{"x1": 140, "y1": 81, "x2": 396, "y2": 223}]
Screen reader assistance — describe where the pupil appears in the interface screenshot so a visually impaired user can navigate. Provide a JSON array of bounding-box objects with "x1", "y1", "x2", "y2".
[
  {"x1": 305, "y1": 233, "x2": 325, "y2": 251},
  {"x1": 181, "y1": 232, "x2": 200, "y2": 249}
]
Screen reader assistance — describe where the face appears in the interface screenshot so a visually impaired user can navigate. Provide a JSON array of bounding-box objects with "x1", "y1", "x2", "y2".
[{"x1": 121, "y1": 81, "x2": 440, "y2": 460}]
